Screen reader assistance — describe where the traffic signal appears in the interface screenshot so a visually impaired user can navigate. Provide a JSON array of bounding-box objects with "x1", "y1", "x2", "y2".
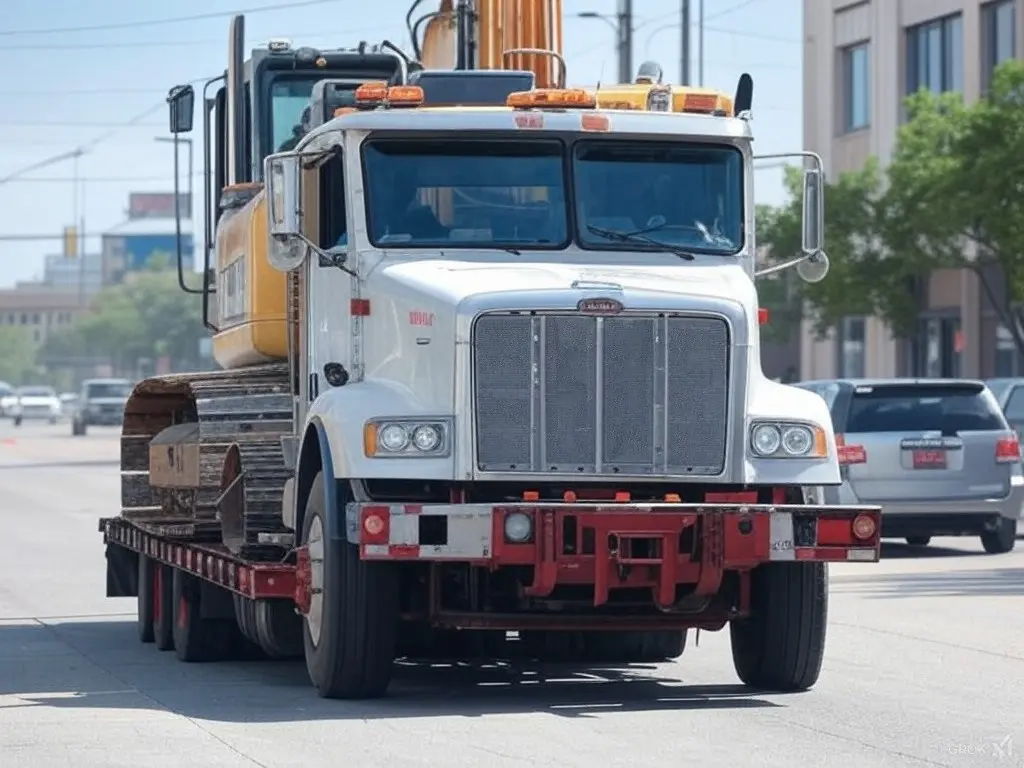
[{"x1": 62, "y1": 226, "x2": 78, "y2": 259}]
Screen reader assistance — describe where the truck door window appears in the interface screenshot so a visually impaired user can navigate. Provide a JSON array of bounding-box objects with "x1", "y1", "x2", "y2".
[{"x1": 319, "y1": 152, "x2": 347, "y2": 249}]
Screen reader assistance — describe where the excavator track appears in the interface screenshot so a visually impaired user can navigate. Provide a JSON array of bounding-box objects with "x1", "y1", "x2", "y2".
[{"x1": 120, "y1": 362, "x2": 294, "y2": 559}]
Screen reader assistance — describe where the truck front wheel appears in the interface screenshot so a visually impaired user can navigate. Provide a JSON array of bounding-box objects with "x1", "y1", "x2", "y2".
[
  {"x1": 301, "y1": 472, "x2": 399, "y2": 699},
  {"x1": 729, "y1": 562, "x2": 828, "y2": 692}
]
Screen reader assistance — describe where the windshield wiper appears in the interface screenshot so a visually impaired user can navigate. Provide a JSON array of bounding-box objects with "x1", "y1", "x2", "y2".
[{"x1": 585, "y1": 224, "x2": 696, "y2": 260}]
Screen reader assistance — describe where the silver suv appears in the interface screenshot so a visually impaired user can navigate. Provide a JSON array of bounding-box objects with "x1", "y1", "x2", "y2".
[
  {"x1": 798, "y1": 379, "x2": 1023, "y2": 554},
  {"x1": 71, "y1": 378, "x2": 132, "y2": 436}
]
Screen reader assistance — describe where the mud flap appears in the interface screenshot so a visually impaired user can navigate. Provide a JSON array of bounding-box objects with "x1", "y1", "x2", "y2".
[{"x1": 105, "y1": 543, "x2": 138, "y2": 598}]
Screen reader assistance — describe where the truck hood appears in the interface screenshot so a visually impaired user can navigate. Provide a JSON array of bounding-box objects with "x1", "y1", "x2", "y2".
[{"x1": 373, "y1": 257, "x2": 752, "y2": 306}]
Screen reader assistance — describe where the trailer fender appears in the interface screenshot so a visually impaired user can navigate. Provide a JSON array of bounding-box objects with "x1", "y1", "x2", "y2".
[{"x1": 294, "y1": 415, "x2": 347, "y2": 543}]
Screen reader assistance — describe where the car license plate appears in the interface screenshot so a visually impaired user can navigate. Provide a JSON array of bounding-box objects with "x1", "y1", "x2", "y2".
[{"x1": 912, "y1": 449, "x2": 946, "y2": 469}]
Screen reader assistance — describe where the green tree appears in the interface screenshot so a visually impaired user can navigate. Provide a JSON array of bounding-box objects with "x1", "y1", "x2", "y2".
[
  {"x1": 45, "y1": 269, "x2": 205, "y2": 369},
  {"x1": 758, "y1": 160, "x2": 897, "y2": 337},
  {"x1": 875, "y1": 59, "x2": 1024, "y2": 352},
  {"x1": 0, "y1": 326, "x2": 37, "y2": 384}
]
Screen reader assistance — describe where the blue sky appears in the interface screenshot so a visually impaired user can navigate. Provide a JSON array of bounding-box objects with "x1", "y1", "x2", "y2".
[{"x1": 0, "y1": 0, "x2": 801, "y2": 287}]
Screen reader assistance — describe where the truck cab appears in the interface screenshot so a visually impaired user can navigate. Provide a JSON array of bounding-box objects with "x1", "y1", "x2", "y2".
[{"x1": 267, "y1": 83, "x2": 839, "y2": 492}]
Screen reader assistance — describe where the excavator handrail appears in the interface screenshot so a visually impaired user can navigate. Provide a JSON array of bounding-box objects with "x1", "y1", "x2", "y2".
[{"x1": 502, "y1": 48, "x2": 566, "y2": 89}]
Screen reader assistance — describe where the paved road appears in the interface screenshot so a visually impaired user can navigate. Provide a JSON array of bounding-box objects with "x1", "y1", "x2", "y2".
[{"x1": 0, "y1": 420, "x2": 1022, "y2": 767}]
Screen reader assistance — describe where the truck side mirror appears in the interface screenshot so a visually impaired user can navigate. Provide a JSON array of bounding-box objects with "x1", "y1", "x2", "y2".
[
  {"x1": 801, "y1": 167, "x2": 824, "y2": 255},
  {"x1": 264, "y1": 152, "x2": 308, "y2": 271},
  {"x1": 167, "y1": 85, "x2": 194, "y2": 134}
]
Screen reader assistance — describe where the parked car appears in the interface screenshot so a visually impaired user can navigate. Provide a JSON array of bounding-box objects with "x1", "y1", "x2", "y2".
[
  {"x1": 59, "y1": 393, "x2": 79, "y2": 416},
  {"x1": 796, "y1": 378, "x2": 1022, "y2": 554},
  {"x1": 0, "y1": 382, "x2": 14, "y2": 417},
  {"x1": 71, "y1": 378, "x2": 132, "y2": 436},
  {"x1": 9, "y1": 385, "x2": 62, "y2": 426},
  {"x1": 985, "y1": 377, "x2": 1024, "y2": 436}
]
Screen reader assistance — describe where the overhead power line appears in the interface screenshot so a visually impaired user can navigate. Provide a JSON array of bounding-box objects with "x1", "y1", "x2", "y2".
[
  {"x1": 0, "y1": 25, "x2": 381, "y2": 52},
  {"x1": 0, "y1": 120, "x2": 165, "y2": 127},
  {"x1": 0, "y1": 0, "x2": 348, "y2": 37},
  {"x1": 0, "y1": 174, "x2": 202, "y2": 184}
]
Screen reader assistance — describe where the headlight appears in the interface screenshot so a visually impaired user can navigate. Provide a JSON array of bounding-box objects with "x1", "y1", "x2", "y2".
[
  {"x1": 750, "y1": 421, "x2": 826, "y2": 458},
  {"x1": 503, "y1": 511, "x2": 533, "y2": 543},
  {"x1": 364, "y1": 418, "x2": 451, "y2": 458}
]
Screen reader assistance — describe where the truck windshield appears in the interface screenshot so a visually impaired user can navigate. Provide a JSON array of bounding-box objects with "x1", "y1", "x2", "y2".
[
  {"x1": 574, "y1": 141, "x2": 743, "y2": 255},
  {"x1": 362, "y1": 138, "x2": 568, "y2": 248}
]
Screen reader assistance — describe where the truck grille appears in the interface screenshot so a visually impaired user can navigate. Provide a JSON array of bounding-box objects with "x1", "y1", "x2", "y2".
[{"x1": 472, "y1": 312, "x2": 730, "y2": 475}]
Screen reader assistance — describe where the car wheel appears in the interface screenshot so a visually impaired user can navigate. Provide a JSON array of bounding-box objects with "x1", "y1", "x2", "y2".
[{"x1": 981, "y1": 518, "x2": 1016, "y2": 555}]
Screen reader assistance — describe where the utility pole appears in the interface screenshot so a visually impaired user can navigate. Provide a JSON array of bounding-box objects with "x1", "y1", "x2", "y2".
[
  {"x1": 680, "y1": 0, "x2": 691, "y2": 85},
  {"x1": 617, "y1": 0, "x2": 633, "y2": 83},
  {"x1": 698, "y1": 0, "x2": 705, "y2": 85}
]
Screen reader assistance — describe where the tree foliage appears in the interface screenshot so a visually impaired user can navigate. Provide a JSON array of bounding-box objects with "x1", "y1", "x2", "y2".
[
  {"x1": 0, "y1": 326, "x2": 38, "y2": 385},
  {"x1": 41, "y1": 267, "x2": 205, "y2": 368},
  {"x1": 758, "y1": 59, "x2": 1024, "y2": 349},
  {"x1": 758, "y1": 160, "x2": 893, "y2": 337}
]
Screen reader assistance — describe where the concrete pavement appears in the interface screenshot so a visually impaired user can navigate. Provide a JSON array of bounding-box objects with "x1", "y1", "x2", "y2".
[{"x1": 0, "y1": 420, "x2": 1022, "y2": 767}]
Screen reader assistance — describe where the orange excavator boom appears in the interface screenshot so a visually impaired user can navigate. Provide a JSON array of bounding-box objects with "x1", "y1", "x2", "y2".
[{"x1": 409, "y1": 0, "x2": 564, "y2": 88}]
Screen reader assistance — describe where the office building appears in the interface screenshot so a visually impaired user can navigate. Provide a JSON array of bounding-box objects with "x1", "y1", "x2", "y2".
[{"x1": 801, "y1": 0, "x2": 1020, "y2": 380}]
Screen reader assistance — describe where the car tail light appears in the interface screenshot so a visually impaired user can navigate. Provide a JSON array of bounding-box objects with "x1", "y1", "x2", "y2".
[
  {"x1": 836, "y1": 434, "x2": 867, "y2": 465},
  {"x1": 995, "y1": 435, "x2": 1020, "y2": 463}
]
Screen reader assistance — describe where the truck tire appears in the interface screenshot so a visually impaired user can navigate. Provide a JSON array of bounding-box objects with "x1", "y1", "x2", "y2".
[
  {"x1": 137, "y1": 555, "x2": 155, "y2": 643},
  {"x1": 153, "y1": 563, "x2": 175, "y2": 651},
  {"x1": 301, "y1": 472, "x2": 399, "y2": 699},
  {"x1": 981, "y1": 518, "x2": 1017, "y2": 554},
  {"x1": 729, "y1": 562, "x2": 828, "y2": 692},
  {"x1": 171, "y1": 568, "x2": 233, "y2": 662}
]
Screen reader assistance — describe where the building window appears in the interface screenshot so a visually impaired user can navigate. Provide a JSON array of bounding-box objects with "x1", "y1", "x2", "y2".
[
  {"x1": 906, "y1": 14, "x2": 963, "y2": 95},
  {"x1": 912, "y1": 315, "x2": 962, "y2": 377},
  {"x1": 837, "y1": 316, "x2": 866, "y2": 378},
  {"x1": 842, "y1": 42, "x2": 870, "y2": 132},
  {"x1": 995, "y1": 324, "x2": 1018, "y2": 376},
  {"x1": 982, "y1": 0, "x2": 1016, "y2": 90}
]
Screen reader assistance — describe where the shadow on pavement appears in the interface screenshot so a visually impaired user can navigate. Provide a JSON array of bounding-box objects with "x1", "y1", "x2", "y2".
[
  {"x1": 0, "y1": 619, "x2": 781, "y2": 720},
  {"x1": 879, "y1": 542, "x2": 983, "y2": 559},
  {"x1": 832, "y1": 567, "x2": 1024, "y2": 598}
]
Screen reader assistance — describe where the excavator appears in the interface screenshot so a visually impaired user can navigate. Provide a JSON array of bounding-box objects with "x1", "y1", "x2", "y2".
[
  {"x1": 122, "y1": 1, "x2": 564, "y2": 513},
  {"x1": 117, "y1": 0, "x2": 569, "y2": 653}
]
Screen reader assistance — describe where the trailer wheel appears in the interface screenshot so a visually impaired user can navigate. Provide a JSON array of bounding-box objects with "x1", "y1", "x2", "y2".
[
  {"x1": 729, "y1": 562, "x2": 828, "y2": 692},
  {"x1": 136, "y1": 555, "x2": 155, "y2": 643},
  {"x1": 153, "y1": 563, "x2": 175, "y2": 651},
  {"x1": 301, "y1": 472, "x2": 399, "y2": 699},
  {"x1": 171, "y1": 568, "x2": 232, "y2": 662}
]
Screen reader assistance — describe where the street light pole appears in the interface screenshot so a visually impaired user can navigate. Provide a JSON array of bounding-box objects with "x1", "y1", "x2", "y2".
[
  {"x1": 577, "y1": 9, "x2": 633, "y2": 83},
  {"x1": 680, "y1": 0, "x2": 690, "y2": 85},
  {"x1": 698, "y1": 0, "x2": 705, "y2": 86}
]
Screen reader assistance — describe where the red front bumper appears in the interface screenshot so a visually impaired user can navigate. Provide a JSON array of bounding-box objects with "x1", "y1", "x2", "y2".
[{"x1": 355, "y1": 501, "x2": 881, "y2": 609}]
